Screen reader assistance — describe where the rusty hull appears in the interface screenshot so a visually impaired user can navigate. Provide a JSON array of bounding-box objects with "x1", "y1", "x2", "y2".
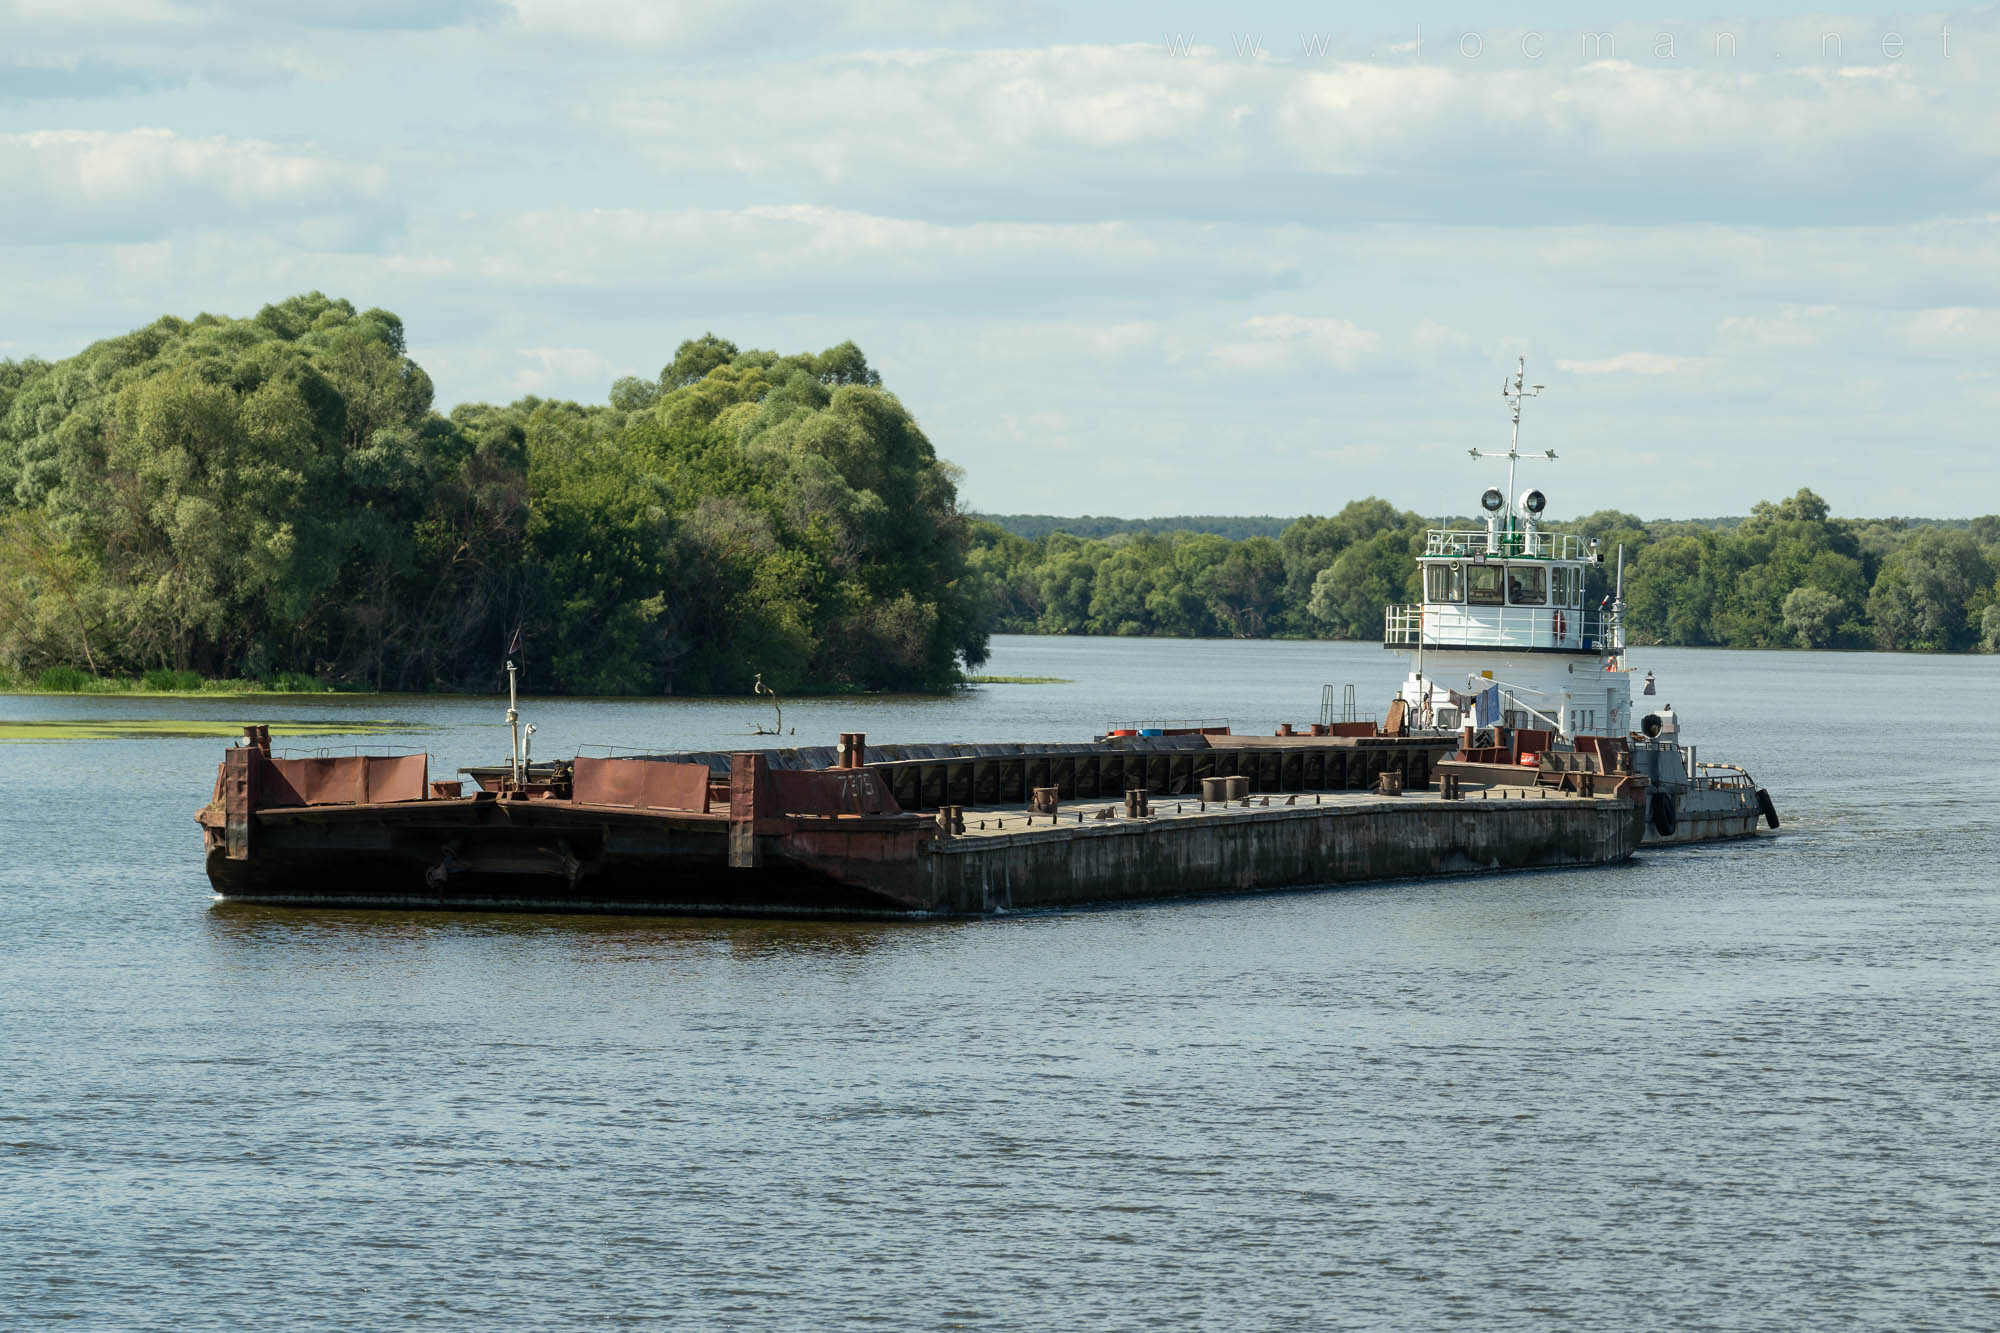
[{"x1": 198, "y1": 728, "x2": 1643, "y2": 918}]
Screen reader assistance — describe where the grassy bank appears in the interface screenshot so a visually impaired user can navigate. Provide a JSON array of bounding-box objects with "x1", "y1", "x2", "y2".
[
  {"x1": 0, "y1": 718, "x2": 411, "y2": 741},
  {"x1": 2, "y1": 665, "x2": 1075, "y2": 699},
  {"x1": 0, "y1": 666, "x2": 345, "y2": 697}
]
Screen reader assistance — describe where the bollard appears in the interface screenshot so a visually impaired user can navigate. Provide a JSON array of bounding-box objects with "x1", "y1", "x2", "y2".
[
  {"x1": 1200, "y1": 776, "x2": 1229, "y2": 803},
  {"x1": 1031, "y1": 786, "x2": 1060, "y2": 815}
]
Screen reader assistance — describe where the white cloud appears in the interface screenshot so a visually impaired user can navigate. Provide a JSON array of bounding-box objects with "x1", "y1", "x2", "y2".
[
  {"x1": 1718, "y1": 305, "x2": 1842, "y2": 349},
  {"x1": 0, "y1": 129, "x2": 386, "y2": 241},
  {"x1": 592, "y1": 32, "x2": 1997, "y2": 226},
  {"x1": 502, "y1": 0, "x2": 1021, "y2": 53},
  {"x1": 1556, "y1": 352, "x2": 1707, "y2": 376},
  {"x1": 1210, "y1": 314, "x2": 1378, "y2": 372},
  {"x1": 1900, "y1": 306, "x2": 2000, "y2": 353},
  {"x1": 509, "y1": 345, "x2": 611, "y2": 396}
]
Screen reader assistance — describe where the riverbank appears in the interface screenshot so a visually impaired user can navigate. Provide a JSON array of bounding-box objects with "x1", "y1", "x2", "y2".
[
  {"x1": 0, "y1": 667, "x2": 1071, "y2": 700},
  {"x1": 0, "y1": 667, "x2": 344, "y2": 698}
]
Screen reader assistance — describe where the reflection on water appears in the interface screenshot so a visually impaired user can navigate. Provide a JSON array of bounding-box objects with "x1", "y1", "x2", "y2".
[
  {"x1": 204, "y1": 900, "x2": 949, "y2": 959},
  {"x1": 6, "y1": 635, "x2": 2000, "y2": 1330}
]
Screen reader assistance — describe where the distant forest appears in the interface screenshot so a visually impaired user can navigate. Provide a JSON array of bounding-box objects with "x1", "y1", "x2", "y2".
[
  {"x1": 975, "y1": 514, "x2": 1292, "y2": 542},
  {"x1": 2, "y1": 296, "x2": 1996, "y2": 700},
  {"x1": 968, "y1": 495, "x2": 2000, "y2": 652}
]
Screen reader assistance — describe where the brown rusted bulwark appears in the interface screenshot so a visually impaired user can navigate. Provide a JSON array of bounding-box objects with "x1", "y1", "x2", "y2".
[
  {"x1": 771, "y1": 767, "x2": 901, "y2": 816},
  {"x1": 571, "y1": 756, "x2": 711, "y2": 812},
  {"x1": 261, "y1": 753, "x2": 429, "y2": 807}
]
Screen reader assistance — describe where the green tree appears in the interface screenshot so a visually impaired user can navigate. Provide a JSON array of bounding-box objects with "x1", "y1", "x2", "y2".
[
  {"x1": 1308, "y1": 529, "x2": 1419, "y2": 638},
  {"x1": 1781, "y1": 586, "x2": 1847, "y2": 648},
  {"x1": 1867, "y1": 529, "x2": 1994, "y2": 651}
]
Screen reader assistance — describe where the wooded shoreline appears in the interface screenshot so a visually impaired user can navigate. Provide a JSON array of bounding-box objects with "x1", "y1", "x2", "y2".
[{"x1": 5, "y1": 296, "x2": 1995, "y2": 702}]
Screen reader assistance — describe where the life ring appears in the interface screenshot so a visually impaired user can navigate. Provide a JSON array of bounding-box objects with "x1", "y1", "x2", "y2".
[
  {"x1": 1649, "y1": 790, "x2": 1678, "y2": 837},
  {"x1": 1552, "y1": 610, "x2": 1567, "y2": 639},
  {"x1": 1756, "y1": 788, "x2": 1780, "y2": 829}
]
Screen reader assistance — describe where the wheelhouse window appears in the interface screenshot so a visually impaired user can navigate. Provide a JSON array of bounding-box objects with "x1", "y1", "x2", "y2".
[
  {"x1": 1507, "y1": 564, "x2": 1547, "y2": 605},
  {"x1": 1466, "y1": 563, "x2": 1504, "y2": 606},
  {"x1": 1551, "y1": 566, "x2": 1569, "y2": 608},
  {"x1": 1425, "y1": 563, "x2": 1465, "y2": 603}
]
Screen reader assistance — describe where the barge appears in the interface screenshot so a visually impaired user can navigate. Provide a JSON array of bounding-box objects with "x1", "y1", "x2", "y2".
[{"x1": 198, "y1": 726, "x2": 1646, "y2": 917}]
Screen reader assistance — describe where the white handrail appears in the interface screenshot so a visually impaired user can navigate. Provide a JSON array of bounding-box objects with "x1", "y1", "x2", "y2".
[{"x1": 1383, "y1": 604, "x2": 1606, "y2": 650}]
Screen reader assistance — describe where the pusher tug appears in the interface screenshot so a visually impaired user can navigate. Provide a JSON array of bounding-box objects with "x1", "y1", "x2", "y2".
[{"x1": 1386, "y1": 358, "x2": 1778, "y2": 845}]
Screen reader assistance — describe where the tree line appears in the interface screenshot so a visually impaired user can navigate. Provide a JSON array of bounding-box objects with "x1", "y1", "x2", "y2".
[
  {"x1": 3, "y1": 295, "x2": 1995, "y2": 700},
  {"x1": 0, "y1": 294, "x2": 985, "y2": 694},
  {"x1": 970, "y1": 491, "x2": 2000, "y2": 652},
  {"x1": 974, "y1": 513, "x2": 1293, "y2": 542}
]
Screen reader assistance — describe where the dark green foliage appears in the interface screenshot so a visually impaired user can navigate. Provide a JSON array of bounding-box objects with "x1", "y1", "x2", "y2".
[{"x1": 0, "y1": 304, "x2": 987, "y2": 694}]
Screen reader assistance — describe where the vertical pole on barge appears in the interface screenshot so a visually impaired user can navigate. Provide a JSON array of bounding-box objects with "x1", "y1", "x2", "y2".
[
  {"x1": 1612, "y1": 545, "x2": 1626, "y2": 662},
  {"x1": 506, "y1": 658, "x2": 522, "y2": 787}
]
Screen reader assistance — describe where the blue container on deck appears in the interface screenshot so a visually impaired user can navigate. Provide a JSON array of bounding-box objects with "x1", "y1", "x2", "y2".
[{"x1": 1139, "y1": 728, "x2": 1163, "y2": 736}]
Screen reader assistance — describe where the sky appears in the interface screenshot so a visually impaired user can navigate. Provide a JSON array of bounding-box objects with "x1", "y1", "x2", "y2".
[{"x1": 1, "y1": 1, "x2": 1994, "y2": 521}]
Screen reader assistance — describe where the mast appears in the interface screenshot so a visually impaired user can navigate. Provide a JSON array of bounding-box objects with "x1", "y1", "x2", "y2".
[
  {"x1": 507, "y1": 657, "x2": 522, "y2": 786},
  {"x1": 1469, "y1": 357, "x2": 1553, "y2": 546},
  {"x1": 1613, "y1": 545, "x2": 1626, "y2": 659}
]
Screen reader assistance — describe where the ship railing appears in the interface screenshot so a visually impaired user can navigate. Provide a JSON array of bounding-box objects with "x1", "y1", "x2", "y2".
[
  {"x1": 1383, "y1": 604, "x2": 1609, "y2": 650},
  {"x1": 1424, "y1": 529, "x2": 1585, "y2": 560},
  {"x1": 1104, "y1": 718, "x2": 1232, "y2": 737}
]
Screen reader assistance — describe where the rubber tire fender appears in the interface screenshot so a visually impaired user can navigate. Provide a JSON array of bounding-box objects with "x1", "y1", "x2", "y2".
[
  {"x1": 1756, "y1": 787, "x2": 1779, "y2": 829},
  {"x1": 1649, "y1": 789, "x2": 1678, "y2": 837}
]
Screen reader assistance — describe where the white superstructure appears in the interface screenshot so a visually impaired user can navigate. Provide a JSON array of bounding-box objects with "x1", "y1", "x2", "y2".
[{"x1": 1384, "y1": 358, "x2": 1633, "y2": 741}]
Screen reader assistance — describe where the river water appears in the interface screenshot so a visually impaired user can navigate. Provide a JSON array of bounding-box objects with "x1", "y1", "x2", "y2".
[{"x1": 4, "y1": 636, "x2": 1998, "y2": 1330}]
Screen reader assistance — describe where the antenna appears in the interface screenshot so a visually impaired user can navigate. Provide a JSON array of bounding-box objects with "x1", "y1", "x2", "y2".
[{"x1": 1468, "y1": 357, "x2": 1555, "y2": 548}]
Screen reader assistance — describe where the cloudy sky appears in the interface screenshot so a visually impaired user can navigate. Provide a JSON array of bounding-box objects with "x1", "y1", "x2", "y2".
[{"x1": 1, "y1": 1, "x2": 1992, "y2": 519}]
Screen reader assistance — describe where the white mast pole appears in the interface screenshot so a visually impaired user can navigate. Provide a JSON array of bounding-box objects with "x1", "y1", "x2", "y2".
[
  {"x1": 1471, "y1": 358, "x2": 1548, "y2": 553},
  {"x1": 1612, "y1": 545, "x2": 1626, "y2": 659},
  {"x1": 1506, "y1": 359, "x2": 1522, "y2": 542},
  {"x1": 507, "y1": 659, "x2": 521, "y2": 786}
]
